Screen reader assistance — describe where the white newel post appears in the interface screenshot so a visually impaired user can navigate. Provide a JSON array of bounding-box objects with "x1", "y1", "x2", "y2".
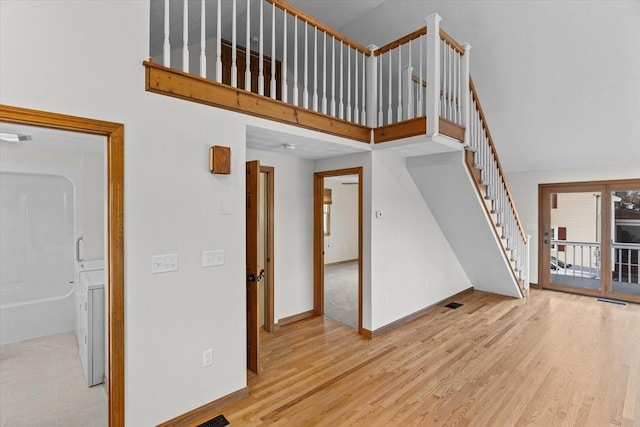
[
  {"x1": 460, "y1": 42, "x2": 472, "y2": 148},
  {"x1": 366, "y1": 45, "x2": 379, "y2": 128},
  {"x1": 425, "y1": 13, "x2": 442, "y2": 138}
]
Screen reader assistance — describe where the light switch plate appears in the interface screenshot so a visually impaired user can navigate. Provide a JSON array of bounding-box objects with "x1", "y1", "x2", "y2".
[
  {"x1": 151, "y1": 254, "x2": 178, "y2": 274},
  {"x1": 203, "y1": 249, "x2": 225, "y2": 267}
]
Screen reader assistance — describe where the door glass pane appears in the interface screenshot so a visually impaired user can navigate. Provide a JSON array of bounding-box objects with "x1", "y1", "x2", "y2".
[
  {"x1": 549, "y1": 191, "x2": 602, "y2": 291},
  {"x1": 611, "y1": 190, "x2": 640, "y2": 296}
]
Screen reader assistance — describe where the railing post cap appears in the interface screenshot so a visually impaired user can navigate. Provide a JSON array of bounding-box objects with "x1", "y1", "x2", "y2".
[
  {"x1": 425, "y1": 13, "x2": 442, "y2": 25},
  {"x1": 462, "y1": 42, "x2": 472, "y2": 52},
  {"x1": 367, "y1": 44, "x2": 379, "y2": 52}
]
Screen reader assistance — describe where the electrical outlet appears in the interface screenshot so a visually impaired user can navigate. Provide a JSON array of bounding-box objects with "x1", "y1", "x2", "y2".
[{"x1": 202, "y1": 349, "x2": 213, "y2": 367}]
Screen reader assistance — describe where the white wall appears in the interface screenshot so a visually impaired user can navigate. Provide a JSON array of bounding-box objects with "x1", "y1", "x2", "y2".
[
  {"x1": 508, "y1": 164, "x2": 640, "y2": 285},
  {"x1": 370, "y1": 151, "x2": 470, "y2": 329},
  {"x1": 1, "y1": 2, "x2": 248, "y2": 424},
  {"x1": 324, "y1": 181, "x2": 359, "y2": 264},
  {"x1": 317, "y1": 151, "x2": 471, "y2": 331},
  {"x1": 246, "y1": 149, "x2": 315, "y2": 321}
]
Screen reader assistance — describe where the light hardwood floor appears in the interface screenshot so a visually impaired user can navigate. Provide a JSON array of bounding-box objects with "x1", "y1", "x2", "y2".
[{"x1": 221, "y1": 289, "x2": 640, "y2": 426}]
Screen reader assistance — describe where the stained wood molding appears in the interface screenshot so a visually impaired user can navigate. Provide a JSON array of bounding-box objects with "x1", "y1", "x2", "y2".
[
  {"x1": 374, "y1": 117, "x2": 464, "y2": 144},
  {"x1": 156, "y1": 387, "x2": 249, "y2": 427},
  {"x1": 365, "y1": 287, "x2": 474, "y2": 338},
  {"x1": 0, "y1": 104, "x2": 125, "y2": 427},
  {"x1": 277, "y1": 310, "x2": 315, "y2": 327},
  {"x1": 144, "y1": 61, "x2": 371, "y2": 143}
]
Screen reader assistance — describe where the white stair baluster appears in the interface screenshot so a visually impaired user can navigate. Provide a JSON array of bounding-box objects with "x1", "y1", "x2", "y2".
[
  {"x1": 313, "y1": 27, "x2": 318, "y2": 111},
  {"x1": 397, "y1": 46, "x2": 402, "y2": 122},
  {"x1": 322, "y1": 32, "x2": 327, "y2": 114},
  {"x1": 387, "y1": 52, "x2": 392, "y2": 125},
  {"x1": 183, "y1": 0, "x2": 189, "y2": 73},
  {"x1": 347, "y1": 47, "x2": 352, "y2": 122},
  {"x1": 339, "y1": 41, "x2": 344, "y2": 120},
  {"x1": 200, "y1": 0, "x2": 206, "y2": 78},
  {"x1": 417, "y1": 35, "x2": 423, "y2": 117},
  {"x1": 282, "y1": 9, "x2": 287, "y2": 102},
  {"x1": 258, "y1": 0, "x2": 264, "y2": 96},
  {"x1": 354, "y1": 49, "x2": 359, "y2": 124},
  {"x1": 293, "y1": 16, "x2": 298, "y2": 106},
  {"x1": 303, "y1": 22, "x2": 309, "y2": 109},
  {"x1": 163, "y1": 0, "x2": 170, "y2": 67},
  {"x1": 231, "y1": 0, "x2": 237, "y2": 87},
  {"x1": 270, "y1": 4, "x2": 276, "y2": 98},
  {"x1": 407, "y1": 39, "x2": 413, "y2": 120},
  {"x1": 216, "y1": 0, "x2": 222, "y2": 83},
  {"x1": 245, "y1": 0, "x2": 251, "y2": 91},
  {"x1": 331, "y1": 36, "x2": 336, "y2": 117},
  {"x1": 361, "y1": 52, "x2": 366, "y2": 124},
  {"x1": 440, "y1": 40, "x2": 445, "y2": 115}
]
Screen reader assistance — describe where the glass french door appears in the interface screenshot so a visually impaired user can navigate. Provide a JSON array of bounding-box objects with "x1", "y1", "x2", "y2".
[{"x1": 540, "y1": 179, "x2": 640, "y2": 303}]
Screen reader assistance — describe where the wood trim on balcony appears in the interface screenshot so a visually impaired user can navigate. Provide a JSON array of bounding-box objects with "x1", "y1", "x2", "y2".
[
  {"x1": 374, "y1": 117, "x2": 426, "y2": 143},
  {"x1": 439, "y1": 117, "x2": 465, "y2": 141},
  {"x1": 374, "y1": 117, "x2": 464, "y2": 144},
  {"x1": 144, "y1": 61, "x2": 371, "y2": 143}
]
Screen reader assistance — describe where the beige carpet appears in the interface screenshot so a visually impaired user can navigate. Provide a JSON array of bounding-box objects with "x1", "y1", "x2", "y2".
[{"x1": 324, "y1": 261, "x2": 358, "y2": 328}]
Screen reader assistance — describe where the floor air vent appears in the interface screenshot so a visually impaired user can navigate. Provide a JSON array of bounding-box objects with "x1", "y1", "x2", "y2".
[
  {"x1": 197, "y1": 414, "x2": 230, "y2": 427},
  {"x1": 597, "y1": 298, "x2": 627, "y2": 306},
  {"x1": 445, "y1": 302, "x2": 463, "y2": 309}
]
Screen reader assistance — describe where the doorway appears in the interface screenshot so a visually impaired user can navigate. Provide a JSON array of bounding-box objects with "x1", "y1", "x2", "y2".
[
  {"x1": 539, "y1": 179, "x2": 640, "y2": 303},
  {"x1": 245, "y1": 161, "x2": 275, "y2": 374},
  {"x1": 0, "y1": 104, "x2": 125, "y2": 426},
  {"x1": 313, "y1": 168, "x2": 363, "y2": 334}
]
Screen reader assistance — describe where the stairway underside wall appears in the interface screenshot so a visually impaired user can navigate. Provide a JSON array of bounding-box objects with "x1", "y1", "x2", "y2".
[{"x1": 407, "y1": 151, "x2": 522, "y2": 298}]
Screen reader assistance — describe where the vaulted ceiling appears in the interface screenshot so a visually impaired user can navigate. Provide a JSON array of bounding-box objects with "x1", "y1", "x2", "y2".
[{"x1": 290, "y1": 0, "x2": 640, "y2": 173}]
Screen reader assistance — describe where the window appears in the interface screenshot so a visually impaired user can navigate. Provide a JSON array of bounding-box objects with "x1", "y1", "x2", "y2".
[
  {"x1": 323, "y1": 188, "x2": 332, "y2": 236},
  {"x1": 323, "y1": 203, "x2": 331, "y2": 236}
]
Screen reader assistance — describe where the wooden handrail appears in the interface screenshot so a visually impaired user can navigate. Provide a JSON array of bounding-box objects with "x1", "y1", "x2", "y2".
[
  {"x1": 469, "y1": 76, "x2": 526, "y2": 241},
  {"x1": 439, "y1": 28, "x2": 465, "y2": 55},
  {"x1": 374, "y1": 27, "x2": 427, "y2": 57},
  {"x1": 412, "y1": 74, "x2": 427, "y2": 88},
  {"x1": 267, "y1": 0, "x2": 371, "y2": 55}
]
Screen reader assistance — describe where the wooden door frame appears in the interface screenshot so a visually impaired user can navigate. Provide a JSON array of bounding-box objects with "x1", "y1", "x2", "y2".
[
  {"x1": 260, "y1": 166, "x2": 275, "y2": 333},
  {"x1": 313, "y1": 167, "x2": 363, "y2": 334},
  {"x1": 246, "y1": 160, "x2": 260, "y2": 374},
  {"x1": 0, "y1": 104, "x2": 125, "y2": 427},
  {"x1": 539, "y1": 178, "x2": 640, "y2": 303}
]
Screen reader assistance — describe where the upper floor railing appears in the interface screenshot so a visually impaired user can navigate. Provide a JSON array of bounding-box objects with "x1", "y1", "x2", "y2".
[{"x1": 150, "y1": 1, "x2": 469, "y2": 133}]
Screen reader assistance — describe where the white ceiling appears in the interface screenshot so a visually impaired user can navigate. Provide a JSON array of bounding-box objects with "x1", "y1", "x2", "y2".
[
  {"x1": 0, "y1": 123, "x2": 105, "y2": 154},
  {"x1": 246, "y1": 125, "x2": 369, "y2": 159}
]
